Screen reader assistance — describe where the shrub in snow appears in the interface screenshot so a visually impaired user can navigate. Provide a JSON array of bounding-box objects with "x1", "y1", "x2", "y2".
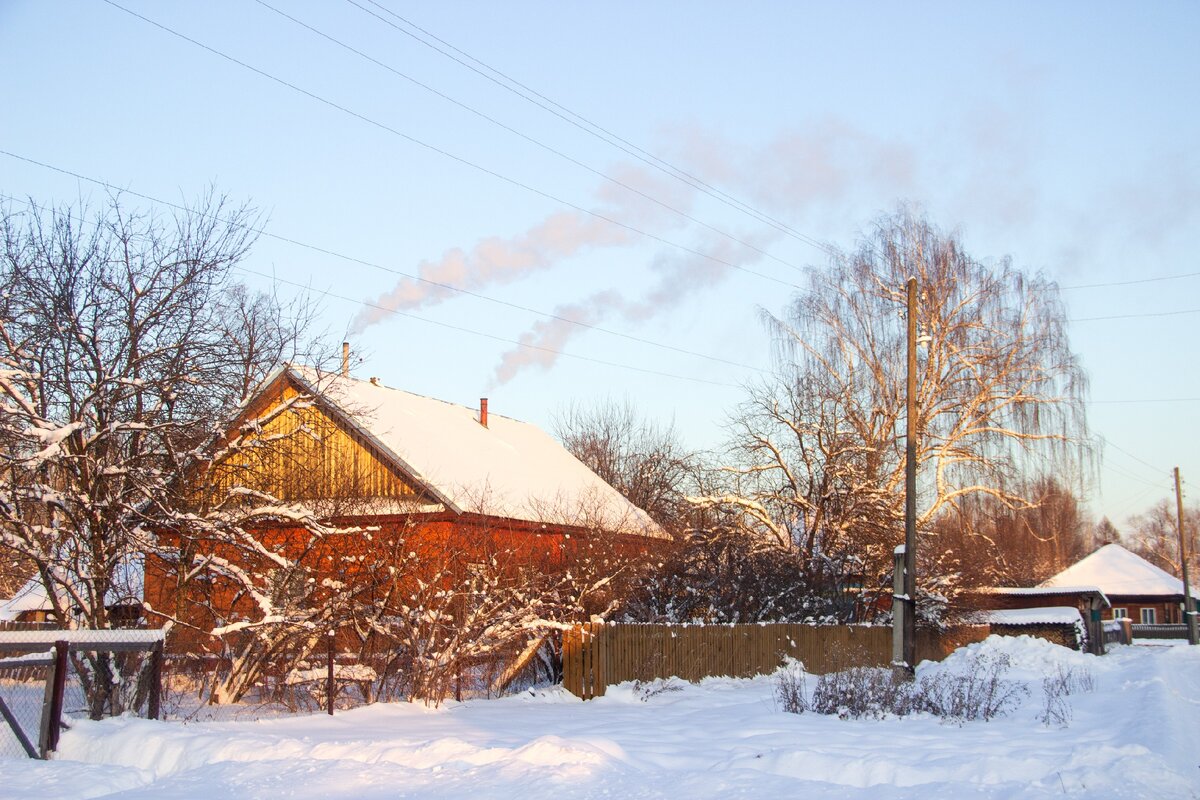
[
  {"x1": 810, "y1": 666, "x2": 920, "y2": 720},
  {"x1": 916, "y1": 651, "x2": 1027, "y2": 723},
  {"x1": 1037, "y1": 664, "x2": 1095, "y2": 727},
  {"x1": 773, "y1": 659, "x2": 808, "y2": 714},
  {"x1": 633, "y1": 677, "x2": 685, "y2": 702},
  {"x1": 779, "y1": 650, "x2": 1028, "y2": 723}
]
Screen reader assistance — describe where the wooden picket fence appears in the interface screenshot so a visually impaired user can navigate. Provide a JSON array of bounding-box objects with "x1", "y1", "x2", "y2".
[{"x1": 561, "y1": 622, "x2": 990, "y2": 699}]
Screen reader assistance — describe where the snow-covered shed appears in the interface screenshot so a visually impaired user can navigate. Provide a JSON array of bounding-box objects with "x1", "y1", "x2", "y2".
[
  {"x1": 1039, "y1": 543, "x2": 1198, "y2": 625},
  {"x1": 975, "y1": 606, "x2": 1089, "y2": 651},
  {"x1": 969, "y1": 586, "x2": 1108, "y2": 654},
  {"x1": 0, "y1": 578, "x2": 55, "y2": 624},
  {"x1": 0, "y1": 561, "x2": 144, "y2": 628}
]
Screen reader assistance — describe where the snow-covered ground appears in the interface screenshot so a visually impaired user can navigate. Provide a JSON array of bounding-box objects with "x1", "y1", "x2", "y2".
[{"x1": 3, "y1": 636, "x2": 1197, "y2": 799}]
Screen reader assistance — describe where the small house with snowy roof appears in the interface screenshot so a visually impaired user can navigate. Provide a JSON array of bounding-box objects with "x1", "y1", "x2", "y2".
[
  {"x1": 1039, "y1": 543, "x2": 1198, "y2": 626},
  {"x1": 967, "y1": 585, "x2": 1109, "y2": 654},
  {"x1": 0, "y1": 570, "x2": 142, "y2": 629},
  {"x1": 0, "y1": 578, "x2": 55, "y2": 625}
]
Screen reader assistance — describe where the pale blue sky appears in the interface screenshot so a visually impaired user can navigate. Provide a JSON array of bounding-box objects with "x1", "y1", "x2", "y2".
[{"x1": 2, "y1": 1, "x2": 1197, "y2": 530}]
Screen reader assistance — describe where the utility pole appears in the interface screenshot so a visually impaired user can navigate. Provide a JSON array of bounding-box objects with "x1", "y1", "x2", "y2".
[
  {"x1": 1174, "y1": 467, "x2": 1198, "y2": 645},
  {"x1": 902, "y1": 277, "x2": 919, "y2": 674}
]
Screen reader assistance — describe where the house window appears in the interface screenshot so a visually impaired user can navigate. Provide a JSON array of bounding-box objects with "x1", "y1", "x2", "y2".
[
  {"x1": 1111, "y1": 608, "x2": 1128, "y2": 619},
  {"x1": 1140, "y1": 608, "x2": 1156, "y2": 624}
]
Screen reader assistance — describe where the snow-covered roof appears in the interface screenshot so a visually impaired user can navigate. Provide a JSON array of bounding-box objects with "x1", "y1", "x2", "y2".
[
  {"x1": 981, "y1": 607, "x2": 1083, "y2": 626},
  {"x1": 0, "y1": 578, "x2": 53, "y2": 621},
  {"x1": 981, "y1": 585, "x2": 1109, "y2": 604},
  {"x1": 1039, "y1": 544, "x2": 1198, "y2": 598},
  {"x1": 282, "y1": 366, "x2": 665, "y2": 537},
  {"x1": 0, "y1": 562, "x2": 144, "y2": 620}
]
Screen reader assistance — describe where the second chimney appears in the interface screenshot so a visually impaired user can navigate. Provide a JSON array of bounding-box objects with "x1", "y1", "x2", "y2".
[{"x1": 479, "y1": 397, "x2": 488, "y2": 428}]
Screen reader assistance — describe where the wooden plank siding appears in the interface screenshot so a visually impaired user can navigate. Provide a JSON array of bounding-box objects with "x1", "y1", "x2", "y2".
[
  {"x1": 561, "y1": 623, "x2": 992, "y2": 699},
  {"x1": 210, "y1": 377, "x2": 426, "y2": 505}
]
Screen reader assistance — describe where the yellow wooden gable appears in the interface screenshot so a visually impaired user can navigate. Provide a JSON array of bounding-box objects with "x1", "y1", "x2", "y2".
[{"x1": 207, "y1": 371, "x2": 429, "y2": 510}]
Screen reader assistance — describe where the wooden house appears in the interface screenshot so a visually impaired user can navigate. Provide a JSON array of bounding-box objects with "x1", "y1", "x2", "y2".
[
  {"x1": 0, "y1": 578, "x2": 55, "y2": 625},
  {"x1": 1039, "y1": 543, "x2": 1197, "y2": 626},
  {"x1": 143, "y1": 363, "x2": 665, "y2": 648}
]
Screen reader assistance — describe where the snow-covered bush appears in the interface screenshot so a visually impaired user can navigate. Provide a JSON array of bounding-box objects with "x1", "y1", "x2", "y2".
[
  {"x1": 633, "y1": 677, "x2": 685, "y2": 702},
  {"x1": 916, "y1": 651, "x2": 1027, "y2": 723},
  {"x1": 773, "y1": 659, "x2": 808, "y2": 714},
  {"x1": 810, "y1": 666, "x2": 920, "y2": 719},
  {"x1": 778, "y1": 649, "x2": 1028, "y2": 723}
]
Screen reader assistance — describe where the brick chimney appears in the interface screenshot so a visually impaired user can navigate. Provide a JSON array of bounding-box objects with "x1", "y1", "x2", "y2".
[
  {"x1": 341, "y1": 342, "x2": 350, "y2": 377},
  {"x1": 480, "y1": 397, "x2": 488, "y2": 428}
]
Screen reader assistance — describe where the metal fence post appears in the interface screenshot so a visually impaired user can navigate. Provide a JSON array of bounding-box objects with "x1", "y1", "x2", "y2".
[
  {"x1": 891, "y1": 546, "x2": 906, "y2": 677},
  {"x1": 326, "y1": 629, "x2": 335, "y2": 716},
  {"x1": 37, "y1": 647, "x2": 58, "y2": 759},
  {"x1": 147, "y1": 641, "x2": 163, "y2": 720},
  {"x1": 45, "y1": 641, "x2": 69, "y2": 755}
]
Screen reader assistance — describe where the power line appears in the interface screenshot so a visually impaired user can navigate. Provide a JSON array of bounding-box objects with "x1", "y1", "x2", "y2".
[
  {"x1": 0, "y1": 156, "x2": 770, "y2": 375},
  {"x1": 1059, "y1": 271, "x2": 1200, "y2": 290},
  {"x1": 1089, "y1": 397, "x2": 1200, "y2": 404},
  {"x1": 346, "y1": 0, "x2": 842, "y2": 260},
  {"x1": 99, "y1": 0, "x2": 798, "y2": 291},
  {"x1": 1100, "y1": 483, "x2": 1163, "y2": 522},
  {"x1": 0, "y1": 190, "x2": 745, "y2": 388},
  {"x1": 1071, "y1": 308, "x2": 1200, "y2": 322},
  {"x1": 1102, "y1": 461, "x2": 1168, "y2": 491},
  {"x1": 233, "y1": 267, "x2": 744, "y2": 389},
  {"x1": 252, "y1": 0, "x2": 802, "y2": 277},
  {"x1": 1097, "y1": 434, "x2": 1166, "y2": 476}
]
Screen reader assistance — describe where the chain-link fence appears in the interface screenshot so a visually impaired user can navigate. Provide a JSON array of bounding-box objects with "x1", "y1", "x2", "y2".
[
  {"x1": 0, "y1": 649, "x2": 53, "y2": 758},
  {"x1": 0, "y1": 631, "x2": 164, "y2": 759},
  {"x1": 156, "y1": 645, "x2": 551, "y2": 719}
]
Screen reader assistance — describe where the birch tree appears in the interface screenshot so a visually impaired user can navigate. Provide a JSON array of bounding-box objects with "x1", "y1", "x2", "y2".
[{"x1": 695, "y1": 210, "x2": 1092, "y2": 609}]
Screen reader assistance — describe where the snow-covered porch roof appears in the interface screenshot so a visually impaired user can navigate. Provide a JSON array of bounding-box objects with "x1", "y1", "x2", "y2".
[
  {"x1": 976, "y1": 606, "x2": 1085, "y2": 626},
  {"x1": 0, "y1": 578, "x2": 54, "y2": 620},
  {"x1": 979, "y1": 585, "x2": 1110, "y2": 608}
]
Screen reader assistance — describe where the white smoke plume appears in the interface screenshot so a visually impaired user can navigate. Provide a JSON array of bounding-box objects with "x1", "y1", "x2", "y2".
[
  {"x1": 488, "y1": 231, "x2": 775, "y2": 386},
  {"x1": 489, "y1": 291, "x2": 624, "y2": 387},
  {"x1": 350, "y1": 211, "x2": 632, "y2": 333},
  {"x1": 350, "y1": 165, "x2": 694, "y2": 334},
  {"x1": 356, "y1": 115, "x2": 1052, "y2": 386}
]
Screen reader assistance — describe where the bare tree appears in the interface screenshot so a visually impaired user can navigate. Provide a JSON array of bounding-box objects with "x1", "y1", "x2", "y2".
[
  {"x1": 927, "y1": 477, "x2": 1092, "y2": 597},
  {"x1": 554, "y1": 398, "x2": 699, "y2": 533},
  {"x1": 694, "y1": 209, "x2": 1092, "y2": 614},
  {"x1": 1095, "y1": 517, "x2": 1120, "y2": 548},
  {"x1": 348, "y1": 524, "x2": 563, "y2": 706},
  {"x1": 1124, "y1": 499, "x2": 1199, "y2": 580},
  {"x1": 0, "y1": 194, "x2": 323, "y2": 714},
  {"x1": 555, "y1": 399, "x2": 858, "y2": 623}
]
